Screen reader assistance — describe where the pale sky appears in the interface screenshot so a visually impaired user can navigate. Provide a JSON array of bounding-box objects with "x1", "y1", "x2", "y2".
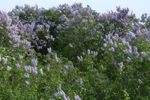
[{"x1": 0, "y1": 0, "x2": 150, "y2": 18}]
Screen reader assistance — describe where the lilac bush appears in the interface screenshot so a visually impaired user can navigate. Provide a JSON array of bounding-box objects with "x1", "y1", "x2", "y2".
[{"x1": 0, "y1": 3, "x2": 150, "y2": 99}]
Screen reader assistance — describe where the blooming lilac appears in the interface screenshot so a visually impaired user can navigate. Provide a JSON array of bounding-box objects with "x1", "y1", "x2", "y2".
[
  {"x1": 55, "y1": 84, "x2": 70, "y2": 100},
  {"x1": 47, "y1": 47, "x2": 52, "y2": 53},
  {"x1": 31, "y1": 58, "x2": 38, "y2": 67},
  {"x1": 109, "y1": 47, "x2": 115, "y2": 52},
  {"x1": 127, "y1": 57, "x2": 131, "y2": 63},
  {"x1": 39, "y1": 68, "x2": 44, "y2": 75},
  {"x1": 24, "y1": 73, "x2": 30, "y2": 78},
  {"x1": 25, "y1": 80, "x2": 30, "y2": 85},
  {"x1": 59, "y1": 15, "x2": 68, "y2": 22},
  {"x1": 46, "y1": 63, "x2": 50, "y2": 71},
  {"x1": 2, "y1": 57, "x2": 8, "y2": 64},
  {"x1": 74, "y1": 95, "x2": 81, "y2": 100},
  {"x1": 7, "y1": 66, "x2": 11, "y2": 71},
  {"x1": 77, "y1": 56, "x2": 83, "y2": 61},
  {"x1": 24, "y1": 66, "x2": 38, "y2": 75},
  {"x1": 15, "y1": 63, "x2": 20, "y2": 68},
  {"x1": 141, "y1": 51, "x2": 147, "y2": 57}
]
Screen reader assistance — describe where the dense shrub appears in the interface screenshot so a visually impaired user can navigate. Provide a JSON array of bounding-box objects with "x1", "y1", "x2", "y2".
[{"x1": 0, "y1": 3, "x2": 150, "y2": 99}]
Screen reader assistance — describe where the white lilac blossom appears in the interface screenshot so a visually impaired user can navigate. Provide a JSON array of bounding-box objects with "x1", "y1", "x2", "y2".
[
  {"x1": 12, "y1": 57, "x2": 16, "y2": 61},
  {"x1": 118, "y1": 62, "x2": 124, "y2": 70},
  {"x1": 79, "y1": 78, "x2": 83, "y2": 87},
  {"x1": 7, "y1": 66, "x2": 11, "y2": 71},
  {"x1": 87, "y1": 49, "x2": 91, "y2": 54},
  {"x1": 64, "y1": 65, "x2": 74, "y2": 70},
  {"x1": 36, "y1": 24, "x2": 43, "y2": 31},
  {"x1": 127, "y1": 57, "x2": 131, "y2": 63},
  {"x1": 25, "y1": 80, "x2": 30, "y2": 85},
  {"x1": 50, "y1": 35, "x2": 55, "y2": 41},
  {"x1": 77, "y1": 56, "x2": 83, "y2": 61},
  {"x1": 39, "y1": 68, "x2": 44, "y2": 75},
  {"x1": 133, "y1": 46, "x2": 139, "y2": 57},
  {"x1": 138, "y1": 79, "x2": 143, "y2": 84},
  {"x1": 141, "y1": 51, "x2": 147, "y2": 57},
  {"x1": 13, "y1": 43, "x2": 20, "y2": 47},
  {"x1": 54, "y1": 53, "x2": 59, "y2": 62},
  {"x1": 15, "y1": 63, "x2": 20, "y2": 68},
  {"x1": 68, "y1": 43, "x2": 73, "y2": 48},
  {"x1": 45, "y1": 35, "x2": 50, "y2": 39},
  {"x1": 87, "y1": 49, "x2": 98, "y2": 56},
  {"x1": 103, "y1": 43, "x2": 107, "y2": 47},
  {"x1": 2, "y1": 57, "x2": 8, "y2": 64},
  {"x1": 19, "y1": 55, "x2": 24, "y2": 59}
]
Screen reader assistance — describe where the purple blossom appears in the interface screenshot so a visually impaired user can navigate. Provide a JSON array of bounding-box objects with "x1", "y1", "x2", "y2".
[
  {"x1": 31, "y1": 58, "x2": 38, "y2": 67},
  {"x1": 133, "y1": 46, "x2": 139, "y2": 57},
  {"x1": 24, "y1": 66, "x2": 38, "y2": 75},
  {"x1": 47, "y1": 47, "x2": 52, "y2": 53},
  {"x1": 74, "y1": 95, "x2": 81, "y2": 100},
  {"x1": 59, "y1": 15, "x2": 68, "y2": 21},
  {"x1": 15, "y1": 63, "x2": 20, "y2": 68}
]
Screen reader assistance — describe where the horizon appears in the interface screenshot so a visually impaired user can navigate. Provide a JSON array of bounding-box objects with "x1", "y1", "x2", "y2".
[{"x1": 0, "y1": 0, "x2": 150, "y2": 18}]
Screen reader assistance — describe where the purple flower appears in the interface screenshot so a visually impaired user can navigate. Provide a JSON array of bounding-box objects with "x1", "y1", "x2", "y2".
[
  {"x1": 133, "y1": 46, "x2": 139, "y2": 57},
  {"x1": 59, "y1": 15, "x2": 68, "y2": 21},
  {"x1": 15, "y1": 63, "x2": 20, "y2": 68},
  {"x1": 24, "y1": 66, "x2": 38, "y2": 75},
  {"x1": 31, "y1": 58, "x2": 38, "y2": 67},
  {"x1": 47, "y1": 47, "x2": 52, "y2": 53},
  {"x1": 74, "y1": 95, "x2": 81, "y2": 100}
]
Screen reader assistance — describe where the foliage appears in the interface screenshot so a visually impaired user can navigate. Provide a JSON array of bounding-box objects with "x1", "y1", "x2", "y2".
[{"x1": 0, "y1": 3, "x2": 150, "y2": 99}]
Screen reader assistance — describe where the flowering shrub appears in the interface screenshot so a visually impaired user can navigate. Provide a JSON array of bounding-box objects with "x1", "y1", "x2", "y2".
[{"x1": 0, "y1": 3, "x2": 150, "y2": 99}]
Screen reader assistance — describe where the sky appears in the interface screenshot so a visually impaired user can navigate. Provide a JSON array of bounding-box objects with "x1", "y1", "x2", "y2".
[{"x1": 0, "y1": 0, "x2": 150, "y2": 18}]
